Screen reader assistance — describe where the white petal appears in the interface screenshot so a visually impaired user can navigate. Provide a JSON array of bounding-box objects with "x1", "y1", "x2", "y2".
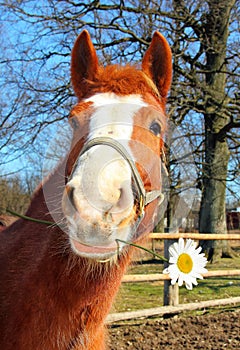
[
  {"x1": 185, "y1": 239, "x2": 194, "y2": 251},
  {"x1": 169, "y1": 246, "x2": 179, "y2": 259},
  {"x1": 168, "y1": 267, "x2": 179, "y2": 279},
  {"x1": 171, "y1": 277, "x2": 178, "y2": 285},
  {"x1": 191, "y1": 278, "x2": 198, "y2": 286},
  {"x1": 178, "y1": 238, "x2": 184, "y2": 252},
  {"x1": 169, "y1": 256, "x2": 177, "y2": 264},
  {"x1": 195, "y1": 246, "x2": 202, "y2": 254},
  {"x1": 171, "y1": 242, "x2": 180, "y2": 256},
  {"x1": 178, "y1": 274, "x2": 184, "y2": 286},
  {"x1": 185, "y1": 281, "x2": 193, "y2": 290}
]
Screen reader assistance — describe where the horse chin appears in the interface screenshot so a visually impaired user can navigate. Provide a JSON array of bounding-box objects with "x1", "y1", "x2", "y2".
[
  {"x1": 69, "y1": 238, "x2": 120, "y2": 262},
  {"x1": 66, "y1": 215, "x2": 139, "y2": 261},
  {"x1": 62, "y1": 194, "x2": 141, "y2": 260}
]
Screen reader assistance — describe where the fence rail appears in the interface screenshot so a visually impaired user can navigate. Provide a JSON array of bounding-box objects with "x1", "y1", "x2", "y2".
[
  {"x1": 149, "y1": 232, "x2": 240, "y2": 240},
  {"x1": 107, "y1": 297, "x2": 240, "y2": 323},
  {"x1": 123, "y1": 269, "x2": 240, "y2": 283}
]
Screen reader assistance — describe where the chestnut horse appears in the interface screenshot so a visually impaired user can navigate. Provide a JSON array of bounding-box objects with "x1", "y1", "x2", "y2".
[{"x1": 0, "y1": 30, "x2": 172, "y2": 349}]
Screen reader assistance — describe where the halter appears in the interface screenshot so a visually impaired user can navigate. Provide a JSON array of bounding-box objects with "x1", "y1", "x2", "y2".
[{"x1": 69, "y1": 136, "x2": 164, "y2": 216}]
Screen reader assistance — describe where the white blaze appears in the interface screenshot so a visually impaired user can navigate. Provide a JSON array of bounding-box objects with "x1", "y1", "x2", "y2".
[
  {"x1": 67, "y1": 93, "x2": 146, "y2": 219},
  {"x1": 86, "y1": 93, "x2": 146, "y2": 213},
  {"x1": 87, "y1": 93, "x2": 146, "y2": 140}
]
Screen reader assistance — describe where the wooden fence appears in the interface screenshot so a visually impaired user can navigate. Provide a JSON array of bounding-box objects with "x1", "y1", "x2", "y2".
[
  {"x1": 127, "y1": 233, "x2": 240, "y2": 306},
  {"x1": 107, "y1": 233, "x2": 240, "y2": 323}
]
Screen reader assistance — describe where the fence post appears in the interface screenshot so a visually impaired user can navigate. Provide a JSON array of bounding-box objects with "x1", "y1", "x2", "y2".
[
  {"x1": 163, "y1": 228, "x2": 179, "y2": 306},
  {"x1": 152, "y1": 237, "x2": 156, "y2": 252}
]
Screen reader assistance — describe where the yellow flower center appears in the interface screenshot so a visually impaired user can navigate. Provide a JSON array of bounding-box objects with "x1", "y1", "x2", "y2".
[{"x1": 177, "y1": 253, "x2": 193, "y2": 273}]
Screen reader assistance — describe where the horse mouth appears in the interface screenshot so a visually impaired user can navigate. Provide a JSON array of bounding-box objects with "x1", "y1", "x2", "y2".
[
  {"x1": 63, "y1": 184, "x2": 144, "y2": 260},
  {"x1": 68, "y1": 208, "x2": 141, "y2": 261},
  {"x1": 70, "y1": 238, "x2": 120, "y2": 261}
]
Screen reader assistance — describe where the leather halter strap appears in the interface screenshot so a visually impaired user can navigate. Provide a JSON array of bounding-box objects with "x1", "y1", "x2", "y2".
[{"x1": 70, "y1": 136, "x2": 164, "y2": 212}]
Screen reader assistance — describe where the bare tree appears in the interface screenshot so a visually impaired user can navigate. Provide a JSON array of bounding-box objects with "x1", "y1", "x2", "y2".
[
  {"x1": 0, "y1": 176, "x2": 34, "y2": 215},
  {"x1": 197, "y1": 0, "x2": 239, "y2": 259}
]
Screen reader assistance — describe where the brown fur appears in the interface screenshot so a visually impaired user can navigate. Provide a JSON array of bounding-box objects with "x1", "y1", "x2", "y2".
[
  {"x1": 86, "y1": 65, "x2": 161, "y2": 99},
  {"x1": 0, "y1": 30, "x2": 172, "y2": 349}
]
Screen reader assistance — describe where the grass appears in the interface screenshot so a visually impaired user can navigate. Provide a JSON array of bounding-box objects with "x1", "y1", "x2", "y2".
[{"x1": 111, "y1": 249, "x2": 240, "y2": 314}]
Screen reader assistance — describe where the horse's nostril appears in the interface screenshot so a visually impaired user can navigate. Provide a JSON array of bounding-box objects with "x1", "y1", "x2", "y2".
[
  {"x1": 111, "y1": 182, "x2": 133, "y2": 213},
  {"x1": 66, "y1": 186, "x2": 77, "y2": 211}
]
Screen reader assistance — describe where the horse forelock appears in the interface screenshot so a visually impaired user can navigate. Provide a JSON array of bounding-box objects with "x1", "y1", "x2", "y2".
[{"x1": 83, "y1": 64, "x2": 161, "y2": 102}]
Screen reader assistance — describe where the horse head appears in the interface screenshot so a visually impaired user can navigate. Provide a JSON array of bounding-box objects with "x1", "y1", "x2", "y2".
[{"x1": 62, "y1": 30, "x2": 172, "y2": 261}]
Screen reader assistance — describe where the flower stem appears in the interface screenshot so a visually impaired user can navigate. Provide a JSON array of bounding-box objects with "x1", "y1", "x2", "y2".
[
  {"x1": 6, "y1": 208, "x2": 56, "y2": 227},
  {"x1": 116, "y1": 239, "x2": 168, "y2": 262}
]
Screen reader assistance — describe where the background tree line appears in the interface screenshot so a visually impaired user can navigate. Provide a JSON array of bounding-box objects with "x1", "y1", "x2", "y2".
[
  {"x1": 0, "y1": 175, "x2": 39, "y2": 216},
  {"x1": 0, "y1": 0, "x2": 239, "y2": 260}
]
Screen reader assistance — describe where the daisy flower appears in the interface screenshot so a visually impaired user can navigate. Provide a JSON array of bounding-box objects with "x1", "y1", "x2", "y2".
[{"x1": 163, "y1": 238, "x2": 208, "y2": 290}]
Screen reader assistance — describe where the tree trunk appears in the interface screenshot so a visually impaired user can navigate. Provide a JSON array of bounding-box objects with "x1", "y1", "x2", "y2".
[{"x1": 199, "y1": 0, "x2": 236, "y2": 261}]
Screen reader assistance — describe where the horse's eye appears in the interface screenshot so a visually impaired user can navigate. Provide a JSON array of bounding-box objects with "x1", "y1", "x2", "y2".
[
  {"x1": 69, "y1": 117, "x2": 78, "y2": 130},
  {"x1": 150, "y1": 121, "x2": 161, "y2": 136}
]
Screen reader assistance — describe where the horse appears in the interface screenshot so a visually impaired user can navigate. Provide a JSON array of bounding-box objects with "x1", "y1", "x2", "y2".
[
  {"x1": 0, "y1": 214, "x2": 16, "y2": 231},
  {"x1": 0, "y1": 30, "x2": 172, "y2": 349}
]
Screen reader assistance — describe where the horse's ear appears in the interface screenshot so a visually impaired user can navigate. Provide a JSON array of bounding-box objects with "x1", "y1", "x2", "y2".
[
  {"x1": 71, "y1": 30, "x2": 98, "y2": 99},
  {"x1": 142, "y1": 32, "x2": 172, "y2": 100}
]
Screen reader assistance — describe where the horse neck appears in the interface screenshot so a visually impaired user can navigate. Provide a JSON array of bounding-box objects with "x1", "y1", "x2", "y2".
[
  {"x1": 1, "y1": 164, "x2": 132, "y2": 348},
  {"x1": 23, "y1": 162, "x2": 131, "y2": 297}
]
